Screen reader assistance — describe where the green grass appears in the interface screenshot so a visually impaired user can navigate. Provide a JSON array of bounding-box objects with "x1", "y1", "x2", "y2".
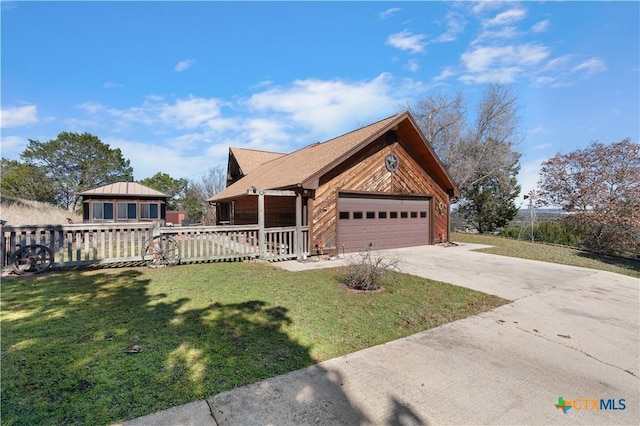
[
  {"x1": 452, "y1": 232, "x2": 640, "y2": 278},
  {"x1": 1, "y1": 263, "x2": 506, "y2": 425}
]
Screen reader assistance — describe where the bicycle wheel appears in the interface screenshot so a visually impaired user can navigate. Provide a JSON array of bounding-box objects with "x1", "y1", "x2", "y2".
[
  {"x1": 11, "y1": 244, "x2": 54, "y2": 275},
  {"x1": 142, "y1": 236, "x2": 180, "y2": 267}
]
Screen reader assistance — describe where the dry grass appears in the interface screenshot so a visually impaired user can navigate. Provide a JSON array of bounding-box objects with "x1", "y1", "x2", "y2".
[{"x1": 0, "y1": 196, "x2": 82, "y2": 225}]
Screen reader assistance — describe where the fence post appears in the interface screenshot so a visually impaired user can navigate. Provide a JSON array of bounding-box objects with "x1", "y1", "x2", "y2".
[
  {"x1": 295, "y1": 193, "x2": 302, "y2": 260},
  {"x1": 258, "y1": 191, "x2": 265, "y2": 259}
]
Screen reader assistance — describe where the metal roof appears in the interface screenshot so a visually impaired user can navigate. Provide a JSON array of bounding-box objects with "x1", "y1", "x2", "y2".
[{"x1": 79, "y1": 182, "x2": 169, "y2": 197}]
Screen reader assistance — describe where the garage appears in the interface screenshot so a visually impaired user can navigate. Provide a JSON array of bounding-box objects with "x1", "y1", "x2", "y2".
[{"x1": 337, "y1": 193, "x2": 431, "y2": 253}]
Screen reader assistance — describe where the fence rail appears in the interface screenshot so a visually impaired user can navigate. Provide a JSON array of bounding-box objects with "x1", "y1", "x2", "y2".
[{"x1": 1, "y1": 223, "x2": 309, "y2": 271}]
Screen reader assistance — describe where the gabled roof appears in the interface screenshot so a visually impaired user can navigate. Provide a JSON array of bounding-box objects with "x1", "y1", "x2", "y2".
[
  {"x1": 79, "y1": 182, "x2": 169, "y2": 198},
  {"x1": 229, "y1": 147, "x2": 285, "y2": 176},
  {"x1": 209, "y1": 111, "x2": 459, "y2": 202}
]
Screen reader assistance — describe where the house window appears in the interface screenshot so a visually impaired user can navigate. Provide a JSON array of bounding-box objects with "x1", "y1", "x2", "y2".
[
  {"x1": 339, "y1": 211, "x2": 350, "y2": 219},
  {"x1": 117, "y1": 203, "x2": 137, "y2": 220},
  {"x1": 353, "y1": 211, "x2": 363, "y2": 219},
  {"x1": 378, "y1": 211, "x2": 387, "y2": 219},
  {"x1": 411, "y1": 211, "x2": 418, "y2": 218},
  {"x1": 93, "y1": 202, "x2": 114, "y2": 220},
  {"x1": 420, "y1": 211, "x2": 427, "y2": 218},
  {"x1": 366, "y1": 211, "x2": 375, "y2": 219},
  {"x1": 140, "y1": 203, "x2": 159, "y2": 219},
  {"x1": 390, "y1": 211, "x2": 398, "y2": 219},
  {"x1": 401, "y1": 211, "x2": 408, "y2": 218}
]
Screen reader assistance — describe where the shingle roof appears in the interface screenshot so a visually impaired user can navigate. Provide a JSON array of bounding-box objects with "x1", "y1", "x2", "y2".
[
  {"x1": 79, "y1": 182, "x2": 169, "y2": 197},
  {"x1": 230, "y1": 147, "x2": 285, "y2": 176},
  {"x1": 210, "y1": 112, "x2": 404, "y2": 202}
]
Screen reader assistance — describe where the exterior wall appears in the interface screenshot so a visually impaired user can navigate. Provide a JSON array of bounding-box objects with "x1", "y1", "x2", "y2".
[{"x1": 312, "y1": 142, "x2": 450, "y2": 252}]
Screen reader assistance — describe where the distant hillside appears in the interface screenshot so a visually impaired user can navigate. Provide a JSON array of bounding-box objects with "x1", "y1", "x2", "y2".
[{"x1": 0, "y1": 196, "x2": 82, "y2": 225}]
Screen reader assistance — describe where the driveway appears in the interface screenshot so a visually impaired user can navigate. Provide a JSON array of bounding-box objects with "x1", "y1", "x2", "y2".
[{"x1": 124, "y1": 244, "x2": 639, "y2": 425}]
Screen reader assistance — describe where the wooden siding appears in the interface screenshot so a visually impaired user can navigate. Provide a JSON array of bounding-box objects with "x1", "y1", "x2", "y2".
[
  {"x1": 232, "y1": 196, "x2": 297, "y2": 228},
  {"x1": 312, "y1": 142, "x2": 450, "y2": 251}
]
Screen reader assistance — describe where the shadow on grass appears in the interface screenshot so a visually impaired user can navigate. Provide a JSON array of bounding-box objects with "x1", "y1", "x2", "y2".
[
  {"x1": 576, "y1": 250, "x2": 640, "y2": 275},
  {"x1": 2, "y1": 267, "x2": 435, "y2": 426},
  {"x1": 1, "y1": 269, "x2": 370, "y2": 425}
]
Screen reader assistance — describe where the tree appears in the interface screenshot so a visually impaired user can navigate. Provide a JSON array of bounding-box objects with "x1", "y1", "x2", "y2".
[
  {"x1": 539, "y1": 139, "x2": 640, "y2": 254},
  {"x1": 139, "y1": 172, "x2": 188, "y2": 210},
  {"x1": 20, "y1": 132, "x2": 133, "y2": 211},
  {"x1": 183, "y1": 166, "x2": 226, "y2": 224},
  {"x1": 1, "y1": 158, "x2": 57, "y2": 204},
  {"x1": 412, "y1": 84, "x2": 522, "y2": 232},
  {"x1": 458, "y1": 159, "x2": 521, "y2": 233}
]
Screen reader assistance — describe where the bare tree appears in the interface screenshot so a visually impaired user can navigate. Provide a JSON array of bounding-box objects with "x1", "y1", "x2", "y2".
[
  {"x1": 183, "y1": 166, "x2": 226, "y2": 224},
  {"x1": 539, "y1": 139, "x2": 640, "y2": 254},
  {"x1": 412, "y1": 84, "x2": 522, "y2": 232}
]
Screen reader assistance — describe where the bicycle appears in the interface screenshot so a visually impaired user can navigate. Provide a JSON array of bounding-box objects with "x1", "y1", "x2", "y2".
[
  {"x1": 141, "y1": 235, "x2": 180, "y2": 268},
  {"x1": 9, "y1": 244, "x2": 54, "y2": 275}
]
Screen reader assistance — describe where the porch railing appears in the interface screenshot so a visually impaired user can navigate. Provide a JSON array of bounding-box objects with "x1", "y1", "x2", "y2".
[{"x1": 1, "y1": 223, "x2": 310, "y2": 271}]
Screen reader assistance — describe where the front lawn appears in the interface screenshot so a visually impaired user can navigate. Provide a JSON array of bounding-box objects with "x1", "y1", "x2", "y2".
[{"x1": 1, "y1": 263, "x2": 506, "y2": 425}]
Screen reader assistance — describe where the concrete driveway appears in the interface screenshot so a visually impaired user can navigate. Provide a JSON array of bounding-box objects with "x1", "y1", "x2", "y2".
[{"x1": 124, "y1": 243, "x2": 639, "y2": 425}]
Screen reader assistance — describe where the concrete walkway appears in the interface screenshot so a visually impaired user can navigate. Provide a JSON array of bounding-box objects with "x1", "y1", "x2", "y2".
[{"x1": 122, "y1": 244, "x2": 639, "y2": 425}]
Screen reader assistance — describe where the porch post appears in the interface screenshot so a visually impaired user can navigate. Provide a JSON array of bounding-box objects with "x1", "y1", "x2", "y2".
[
  {"x1": 295, "y1": 193, "x2": 302, "y2": 260},
  {"x1": 258, "y1": 191, "x2": 265, "y2": 259}
]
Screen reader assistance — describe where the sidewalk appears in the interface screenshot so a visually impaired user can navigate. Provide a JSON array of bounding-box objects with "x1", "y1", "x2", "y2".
[{"x1": 121, "y1": 244, "x2": 639, "y2": 425}]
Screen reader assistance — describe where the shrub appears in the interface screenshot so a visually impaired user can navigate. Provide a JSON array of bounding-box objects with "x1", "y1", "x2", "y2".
[{"x1": 339, "y1": 246, "x2": 399, "y2": 291}]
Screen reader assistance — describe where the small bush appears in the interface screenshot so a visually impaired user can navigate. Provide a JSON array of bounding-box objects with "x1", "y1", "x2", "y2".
[{"x1": 339, "y1": 246, "x2": 399, "y2": 291}]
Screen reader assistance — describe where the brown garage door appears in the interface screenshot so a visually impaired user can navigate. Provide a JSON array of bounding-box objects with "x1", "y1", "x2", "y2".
[{"x1": 337, "y1": 194, "x2": 430, "y2": 253}]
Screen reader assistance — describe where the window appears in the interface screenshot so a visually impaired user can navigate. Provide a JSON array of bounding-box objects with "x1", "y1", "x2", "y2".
[
  {"x1": 366, "y1": 211, "x2": 375, "y2": 219},
  {"x1": 117, "y1": 203, "x2": 137, "y2": 220},
  {"x1": 390, "y1": 211, "x2": 398, "y2": 219},
  {"x1": 401, "y1": 211, "x2": 408, "y2": 218},
  {"x1": 353, "y1": 211, "x2": 363, "y2": 219},
  {"x1": 339, "y1": 211, "x2": 350, "y2": 220},
  {"x1": 140, "y1": 203, "x2": 159, "y2": 219},
  {"x1": 93, "y1": 202, "x2": 114, "y2": 220},
  {"x1": 410, "y1": 211, "x2": 418, "y2": 218},
  {"x1": 378, "y1": 211, "x2": 387, "y2": 219},
  {"x1": 420, "y1": 211, "x2": 427, "y2": 218}
]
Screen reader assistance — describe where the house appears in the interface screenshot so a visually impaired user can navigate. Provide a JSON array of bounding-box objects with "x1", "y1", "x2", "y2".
[
  {"x1": 208, "y1": 111, "x2": 460, "y2": 255},
  {"x1": 79, "y1": 182, "x2": 169, "y2": 224}
]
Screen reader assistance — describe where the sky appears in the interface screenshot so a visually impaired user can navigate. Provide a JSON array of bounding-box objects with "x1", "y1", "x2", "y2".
[{"x1": 2, "y1": 1, "x2": 638, "y2": 204}]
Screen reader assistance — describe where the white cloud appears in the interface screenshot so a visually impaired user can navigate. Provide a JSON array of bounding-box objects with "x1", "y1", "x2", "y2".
[
  {"x1": 472, "y1": 26, "x2": 520, "y2": 45},
  {"x1": 532, "y1": 56, "x2": 607, "y2": 87},
  {"x1": 483, "y1": 8, "x2": 526, "y2": 27},
  {"x1": 386, "y1": 30, "x2": 427, "y2": 54},
  {"x1": 435, "y1": 12, "x2": 466, "y2": 43},
  {"x1": 434, "y1": 67, "x2": 456, "y2": 81},
  {"x1": 379, "y1": 7, "x2": 401, "y2": 20},
  {"x1": 571, "y1": 58, "x2": 607, "y2": 77},
  {"x1": 105, "y1": 136, "x2": 225, "y2": 181},
  {"x1": 247, "y1": 74, "x2": 400, "y2": 137},
  {"x1": 405, "y1": 59, "x2": 420, "y2": 72},
  {"x1": 158, "y1": 96, "x2": 222, "y2": 128},
  {"x1": 531, "y1": 20, "x2": 549, "y2": 33},
  {"x1": 174, "y1": 59, "x2": 195, "y2": 72},
  {"x1": 1, "y1": 105, "x2": 38, "y2": 128},
  {"x1": 460, "y1": 43, "x2": 549, "y2": 82},
  {"x1": 0, "y1": 135, "x2": 27, "y2": 157}
]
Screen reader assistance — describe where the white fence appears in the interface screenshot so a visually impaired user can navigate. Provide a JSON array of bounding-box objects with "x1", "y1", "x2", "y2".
[{"x1": 1, "y1": 223, "x2": 310, "y2": 271}]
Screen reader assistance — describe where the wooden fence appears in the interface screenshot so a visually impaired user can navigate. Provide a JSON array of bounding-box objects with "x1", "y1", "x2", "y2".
[{"x1": 1, "y1": 223, "x2": 310, "y2": 271}]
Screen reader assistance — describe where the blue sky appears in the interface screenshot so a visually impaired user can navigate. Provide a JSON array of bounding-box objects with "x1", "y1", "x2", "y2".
[{"x1": 2, "y1": 1, "x2": 638, "y2": 202}]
